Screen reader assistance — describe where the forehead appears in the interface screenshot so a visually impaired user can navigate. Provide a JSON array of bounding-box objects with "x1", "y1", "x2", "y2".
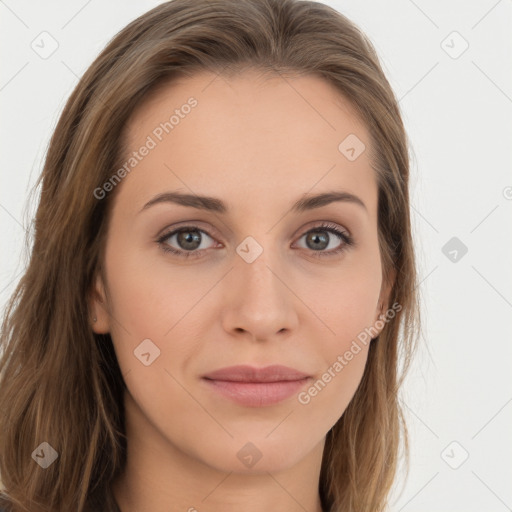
[
  {"x1": 117, "y1": 69, "x2": 377, "y2": 219},
  {"x1": 126, "y1": 69, "x2": 369, "y2": 148}
]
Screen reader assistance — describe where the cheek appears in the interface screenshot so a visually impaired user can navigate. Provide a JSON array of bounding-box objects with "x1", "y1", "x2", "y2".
[
  {"x1": 328, "y1": 279, "x2": 380, "y2": 346},
  {"x1": 297, "y1": 279, "x2": 376, "y2": 427},
  {"x1": 104, "y1": 237, "x2": 204, "y2": 337},
  {"x1": 321, "y1": 280, "x2": 375, "y2": 390},
  {"x1": 302, "y1": 253, "x2": 380, "y2": 404},
  {"x1": 307, "y1": 254, "x2": 382, "y2": 348},
  {"x1": 103, "y1": 238, "x2": 215, "y2": 385}
]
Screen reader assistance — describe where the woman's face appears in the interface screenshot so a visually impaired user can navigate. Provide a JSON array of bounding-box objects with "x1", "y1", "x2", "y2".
[{"x1": 92, "y1": 70, "x2": 391, "y2": 474}]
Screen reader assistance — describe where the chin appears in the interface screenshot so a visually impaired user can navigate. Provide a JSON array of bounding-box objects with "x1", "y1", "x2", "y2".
[{"x1": 193, "y1": 432, "x2": 320, "y2": 475}]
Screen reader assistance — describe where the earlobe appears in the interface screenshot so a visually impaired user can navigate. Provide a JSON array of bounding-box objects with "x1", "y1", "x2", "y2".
[{"x1": 89, "y1": 273, "x2": 110, "y2": 334}]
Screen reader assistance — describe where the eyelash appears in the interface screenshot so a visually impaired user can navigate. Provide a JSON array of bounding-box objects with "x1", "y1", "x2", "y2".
[{"x1": 156, "y1": 221, "x2": 354, "y2": 260}]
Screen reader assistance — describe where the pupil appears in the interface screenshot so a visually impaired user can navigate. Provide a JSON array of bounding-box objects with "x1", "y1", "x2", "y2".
[
  {"x1": 174, "y1": 229, "x2": 332, "y2": 252},
  {"x1": 308, "y1": 231, "x2": 328, "y2": 250},
  {"x1": 178, "y1": 230, "x2": 201, "y2": 250}
]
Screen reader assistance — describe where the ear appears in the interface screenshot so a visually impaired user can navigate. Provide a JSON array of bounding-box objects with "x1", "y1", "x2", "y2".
[
  {"x1": 89, "y1": 272, "x2": 110, "y2": 334},
  {"x1": 373, "y1": 266, "x2": 397, "y2": 336}
]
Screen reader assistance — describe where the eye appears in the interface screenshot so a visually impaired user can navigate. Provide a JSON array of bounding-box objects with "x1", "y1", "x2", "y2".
[
  {"x1": 294, "y1": 221, "x2": 354, "y2": 259},
  {"x1": 156, "y1": 221, "x2": 354, "y2": 260},
  {"x1": 157, "y1": 226, "x2": 218, "y2": 259}
]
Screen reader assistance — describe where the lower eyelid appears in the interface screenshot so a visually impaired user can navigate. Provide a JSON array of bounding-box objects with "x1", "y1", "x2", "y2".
[
  {"x1": 159, "y1": 228, "x2": 217, "y2": 250},
  {"x1": 158, "y1": 224, "x2": 352, "y2": 257}
]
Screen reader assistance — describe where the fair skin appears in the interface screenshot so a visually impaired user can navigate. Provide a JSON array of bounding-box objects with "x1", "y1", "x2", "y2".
[{"x1": 90, "y1": 69, "x2": 393, "y2": 512}]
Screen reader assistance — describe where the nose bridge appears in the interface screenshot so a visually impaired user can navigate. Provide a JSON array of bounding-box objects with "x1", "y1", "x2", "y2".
[
  {"x1": 221, "y1": 237, "x2": 298, "y2": 338},
  {"x1": 235, "y1": 241, "x2": 285, "y2": 307}
]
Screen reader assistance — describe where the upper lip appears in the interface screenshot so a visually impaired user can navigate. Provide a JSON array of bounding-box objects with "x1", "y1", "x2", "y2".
[{"x1": 202, "y1": 365, "x2": 310, "y2": 383}]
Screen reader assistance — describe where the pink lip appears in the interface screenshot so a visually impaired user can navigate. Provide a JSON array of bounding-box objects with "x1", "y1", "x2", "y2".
[{"x1": 201, "y1": 365, "x2": 311, "y2": 407}]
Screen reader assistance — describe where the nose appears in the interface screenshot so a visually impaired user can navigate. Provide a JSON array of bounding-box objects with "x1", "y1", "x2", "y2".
[{"x1": 220, "y1": 252, "x2": 299, "y2": 342}]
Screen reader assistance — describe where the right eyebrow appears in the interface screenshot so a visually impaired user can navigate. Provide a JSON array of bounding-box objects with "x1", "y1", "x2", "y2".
[{"x1": 139, "y1": 191, "x2": 227, "y2": 214}]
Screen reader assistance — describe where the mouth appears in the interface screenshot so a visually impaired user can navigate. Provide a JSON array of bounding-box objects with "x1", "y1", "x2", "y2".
[{"x1": 201, "y1": 365, "x2": 312, "y2": 407}]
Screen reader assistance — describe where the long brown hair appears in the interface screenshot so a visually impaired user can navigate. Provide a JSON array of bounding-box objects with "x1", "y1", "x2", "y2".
[{"x1": 0, "y1": 0, "x2": 420, "y2": 510}]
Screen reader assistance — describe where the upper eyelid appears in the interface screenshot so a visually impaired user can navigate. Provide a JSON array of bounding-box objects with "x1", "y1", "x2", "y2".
[
  {"x1": 157, "y1": 220, "x2": 350, "y2": 245},
  {"x1": 157, "y1": 221, "x2": 220, "y2": 241}
]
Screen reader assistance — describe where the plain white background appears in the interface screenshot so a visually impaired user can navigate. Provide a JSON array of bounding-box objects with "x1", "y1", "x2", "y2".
[{"x1": 1, "y1": 1, "x2": 511, "y2": 510}]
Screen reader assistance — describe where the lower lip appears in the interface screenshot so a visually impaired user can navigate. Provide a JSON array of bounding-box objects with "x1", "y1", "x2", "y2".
[{"x1": 202, "y1": 378, "x2": 310, "y2": 407}]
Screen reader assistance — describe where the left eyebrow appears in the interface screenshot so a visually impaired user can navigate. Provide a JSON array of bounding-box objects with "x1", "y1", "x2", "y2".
[
  {"x1": 139, "y1": 190, "x2": 367, "y2": 215},
  {"x1": 291, "y1": 191, "x2": 367, "y2": 213}
]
